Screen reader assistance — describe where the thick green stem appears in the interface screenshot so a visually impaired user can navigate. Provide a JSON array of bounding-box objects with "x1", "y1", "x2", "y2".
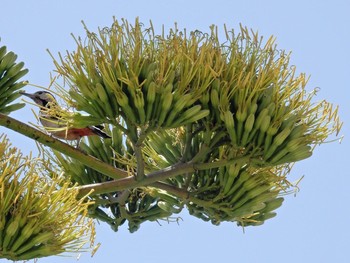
[
  {"x1": 0, "y1": 113, "x2": 251, "y2": 198},
  {"x1": 151, "y1": 182, "x2": 189, "y2": 199},
  {"x1": 134, "y1": 143, "x2": 145, "y2": 180},
  {"x1": 133, "y1": 129, "x2": 149, "y2": 181},
  {"x1": 77, "y1": 155, "x2": 251, "y2": 197},
  {"x1": 0, "y1": 113, "x2": 128, "y2": 179},
  {"x1": 181, "y1": 124, "x2": 193, "y2": 162},
  {"x1": 77, "y1": 161, "x2": 195, "y2": 196}
]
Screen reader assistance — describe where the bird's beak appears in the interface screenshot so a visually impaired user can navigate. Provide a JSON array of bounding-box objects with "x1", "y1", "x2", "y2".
[{"x1": 19, "y1": 91, "x2": 36, "y2": 100}]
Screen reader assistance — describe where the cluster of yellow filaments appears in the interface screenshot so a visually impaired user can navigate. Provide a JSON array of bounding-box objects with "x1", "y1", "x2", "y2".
[{"x1": 0, "y1": 135, "x2": 96, "y2": 261}]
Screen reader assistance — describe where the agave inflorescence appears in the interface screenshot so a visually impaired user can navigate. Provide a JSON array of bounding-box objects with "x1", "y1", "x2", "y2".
[
  {"x1": 0, "y1": 135, "x2": 96, "y2": 260},
  {"x1": 39, "y1": 18, "x2": 341, "y2": 231},
  {"x1": 0, "y1": 17, "x2": 341, "y2": 237}
]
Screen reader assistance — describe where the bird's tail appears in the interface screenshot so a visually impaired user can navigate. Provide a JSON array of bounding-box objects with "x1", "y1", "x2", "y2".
[{"x1": 89, "y1": 125, "x2": 111, "y2": 139}]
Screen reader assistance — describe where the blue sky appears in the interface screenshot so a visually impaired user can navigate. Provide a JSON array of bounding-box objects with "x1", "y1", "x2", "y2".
[{"x1": 1, "y1": 1, "x2": 349, "y2": 262}]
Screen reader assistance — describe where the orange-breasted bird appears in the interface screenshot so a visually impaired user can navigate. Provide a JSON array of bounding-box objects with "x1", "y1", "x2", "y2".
[{"x1": 20, "y1": 90, "x2": 111, "y2": 140}]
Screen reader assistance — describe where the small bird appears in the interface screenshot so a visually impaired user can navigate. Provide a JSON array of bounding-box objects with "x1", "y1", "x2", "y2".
[{"x1": 20, "y1": 90, "x2": 111, "y2": 140}]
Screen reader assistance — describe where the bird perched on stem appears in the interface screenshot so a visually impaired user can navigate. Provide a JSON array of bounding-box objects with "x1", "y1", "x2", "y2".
[{"x1": 20, "y1": 90, "x2": 111, "y2": 140}]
